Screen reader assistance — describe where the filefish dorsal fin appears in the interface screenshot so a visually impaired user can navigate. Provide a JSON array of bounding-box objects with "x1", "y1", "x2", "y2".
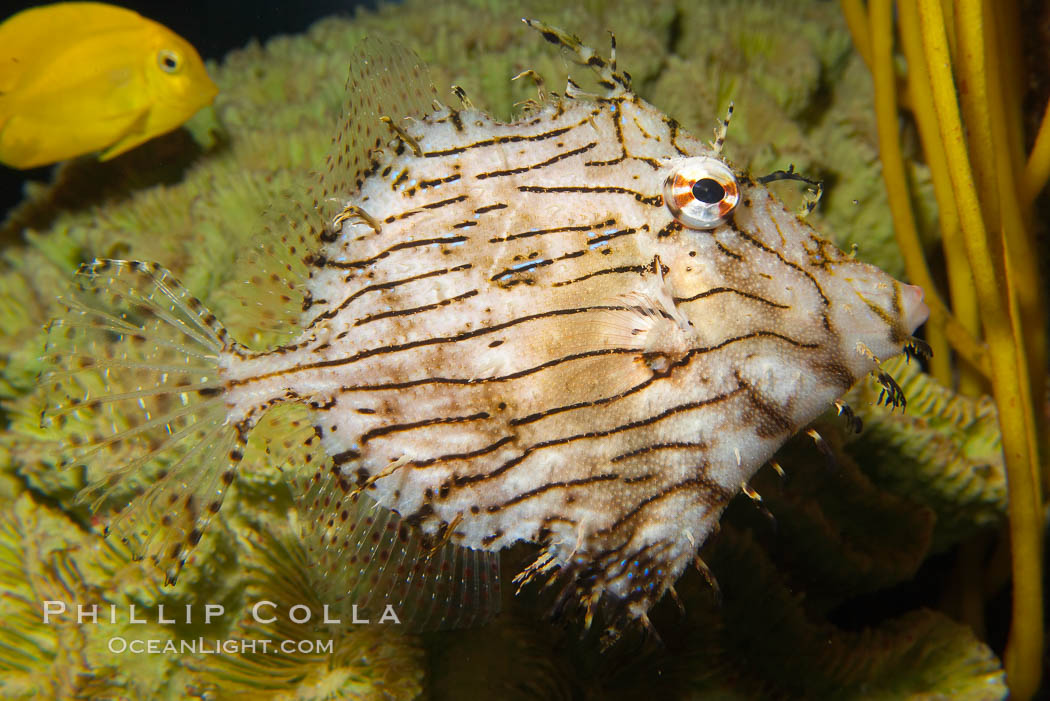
[
  {"x1": 313, "y1": 36, "x2": 440, "y2": 227},
  {"x1": 221, "y1": 198, "x2": 315, "y2": 349},
  {"x1": 226, "y1": 39, "x2": 442, "y2": 348}
]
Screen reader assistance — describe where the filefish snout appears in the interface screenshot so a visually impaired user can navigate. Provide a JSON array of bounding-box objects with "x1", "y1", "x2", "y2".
[
  {"x1": 835, "y1": 267, "x2": 929, "y2": 367},
  {"x1": 901, "y1": 283, "x2": 929, "y2": 335}
]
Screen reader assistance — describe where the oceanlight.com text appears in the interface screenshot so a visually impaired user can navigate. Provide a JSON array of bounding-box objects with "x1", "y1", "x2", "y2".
[{"x1": 107, "y1": 637, "x2": 335, "y2": 655}]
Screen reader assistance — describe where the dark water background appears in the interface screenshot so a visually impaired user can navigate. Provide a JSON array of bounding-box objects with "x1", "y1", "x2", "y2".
[{"x1": 0, "y1": 0, "x2": 381, "y2": 222}]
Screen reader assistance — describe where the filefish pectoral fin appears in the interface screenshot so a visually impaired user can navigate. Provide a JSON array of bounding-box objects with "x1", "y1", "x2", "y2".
[
  {"x1": 39, "y1": 259, "x2": 246, "y2": 585},
  {"x1": 293, "y1": 462, "x2": 502, "y2": 631}
]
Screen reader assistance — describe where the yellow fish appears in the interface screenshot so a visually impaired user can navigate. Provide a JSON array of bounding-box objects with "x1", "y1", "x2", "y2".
[{"x1": 0, "y1": 2, "x2": 218, "y2": 169}]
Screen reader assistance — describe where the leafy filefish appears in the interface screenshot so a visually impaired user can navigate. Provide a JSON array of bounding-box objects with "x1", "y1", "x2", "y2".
[
  {"x1": 41, "y1": 21, "x2": 929, "y2": 634},
  {"x1": 0, "y1": 1, "x2": 217, "y2": 169}
]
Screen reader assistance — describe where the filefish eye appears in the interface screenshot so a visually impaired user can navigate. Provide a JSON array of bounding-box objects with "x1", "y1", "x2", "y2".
[
  {"x1": 663, "y1": 157, "x2": 740, "y2": 229},
  {"x1": 157, "y1": 49, "x2": 182, "y2": 74}
]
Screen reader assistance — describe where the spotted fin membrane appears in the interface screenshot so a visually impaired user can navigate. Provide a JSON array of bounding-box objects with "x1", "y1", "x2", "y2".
[{"x1": 292, "y1": 429, "x2": 502, "y2": 630}]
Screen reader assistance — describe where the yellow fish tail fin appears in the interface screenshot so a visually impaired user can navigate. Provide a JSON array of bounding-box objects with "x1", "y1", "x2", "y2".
[{"x1": 40, "y1": 259, "x2": 248, "y2": 585}]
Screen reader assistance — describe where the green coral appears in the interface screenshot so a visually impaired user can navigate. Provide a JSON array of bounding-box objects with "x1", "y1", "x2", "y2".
[
  {"x1": 0, "y1": 0, "x2": 1010, "y2": 698},
  {"x1": 426, "y1": 530, "x2": 1006, "y2": 700},
  {"x1": 0, "y1": 490, "x2": 424, "y2": 700},
  {"x1": 0, "y1": 493, "x2": 175, "y2": 699},
  {"x1": 185, "y1": 511, "x2": 425, "y2": 701},
  {"x1": 840, "y1": 357, "x2": 1006, "y2": 550}
]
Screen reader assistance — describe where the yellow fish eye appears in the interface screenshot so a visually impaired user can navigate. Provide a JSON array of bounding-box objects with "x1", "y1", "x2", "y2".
[
  {"x1": 157, "y1": 48, "x2": 182, "y2": 74},
  {"x1": 663, "y1": 157, "x2": 740, "y2": 229}
]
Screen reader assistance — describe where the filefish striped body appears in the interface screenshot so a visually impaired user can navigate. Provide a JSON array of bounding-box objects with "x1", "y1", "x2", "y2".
[{"x1": 42, "y1": 21, "x2": 928, "y2": 632}]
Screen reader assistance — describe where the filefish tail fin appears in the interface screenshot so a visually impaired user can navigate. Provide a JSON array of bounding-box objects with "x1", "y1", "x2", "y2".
[
  {"x1": 294, "y1": 465, "x2": 502, "y2": 630},
  {"x1": 40, "y1": 259, "x2": 246, "y2": 584}
]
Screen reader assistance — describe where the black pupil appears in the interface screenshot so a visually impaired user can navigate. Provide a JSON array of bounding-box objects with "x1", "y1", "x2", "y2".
[
  {"x1": 163, "y1": 55, "x2": 177, "y2": 69},
  {"x1": 692, "y1": 178, "x2": 725, "y2": 204}
]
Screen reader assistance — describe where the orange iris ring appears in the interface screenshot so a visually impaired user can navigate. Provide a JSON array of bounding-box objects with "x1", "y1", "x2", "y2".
[{"x1": 669, "y1": 173, "x2": 739, "y2": 221}]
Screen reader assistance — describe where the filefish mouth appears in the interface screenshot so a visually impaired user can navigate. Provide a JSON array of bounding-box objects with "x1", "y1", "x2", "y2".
[{"x1": 901, "y1": 283, "x2": 930, "y2": 335}]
